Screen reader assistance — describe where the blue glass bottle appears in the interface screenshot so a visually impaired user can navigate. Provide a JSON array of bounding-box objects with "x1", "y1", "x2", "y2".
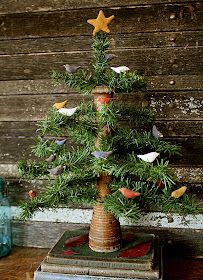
[{"x1": 0, "y1": 177, "x2": 12, "y2": 257}]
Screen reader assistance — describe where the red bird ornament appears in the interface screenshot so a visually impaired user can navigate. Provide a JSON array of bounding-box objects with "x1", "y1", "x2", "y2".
[
  {"x1": 119, "y1": 188, "x2": 141, "y2": 199},
  {"x1": 28, "y1": 190, "x2": 36, "y2": 199}
]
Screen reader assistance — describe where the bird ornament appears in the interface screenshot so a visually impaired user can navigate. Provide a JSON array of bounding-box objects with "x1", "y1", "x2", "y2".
[{"x1": 137, "y1": 152, "x2": 159, "y2": 163}]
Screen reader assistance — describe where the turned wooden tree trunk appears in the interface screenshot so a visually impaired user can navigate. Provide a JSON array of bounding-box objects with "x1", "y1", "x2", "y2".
[{"x1": 89, "y1": 86, "x2": 122, "y2": 252}]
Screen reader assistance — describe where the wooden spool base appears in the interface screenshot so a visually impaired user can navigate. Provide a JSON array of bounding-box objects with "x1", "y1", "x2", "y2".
[{"x1": 89, "y1": 202, "x2": 121, "y2": 252}]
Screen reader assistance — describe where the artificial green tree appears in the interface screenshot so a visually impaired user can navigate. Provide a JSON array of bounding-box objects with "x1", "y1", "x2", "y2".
[{"x1": 17, "y1": 10, "x2": 198, "y2": 252}]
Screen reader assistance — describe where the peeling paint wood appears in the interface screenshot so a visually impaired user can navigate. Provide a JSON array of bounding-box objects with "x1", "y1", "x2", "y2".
[
  {"x1": 0, "y1": 0, "x2": 201, "y2": 15},
  {"x1": 0, "y1": 4, "x2": 202, "y2": 40},
  {"x1": 0, "y1": 47, "x2": 203, "y2": 80},
  {"x1": 1, "y1": 120, "x2": 202, "y2": 138},
  {"x1": 0, "y1": 31, "x2": 203, "y2": 55},
  {"x1": 0, "y1": 164, "x2": 18, "y2": 178},
  {"x1": 0, "y1": 76, "x2": 202, "y2": 95},
  {"x1": 11, "y1": 216, "x2": 203, "y2": 255},
  {"x1": 144, "y1": 91, "x2": 203, "y2": 120},
  {"x1": 172, "y1": 166, "x2": 203, "y2": 183},
  {"x1": 12, "y1": 207, "x2": 203, "y2": 229},
  {"x1": 0, "y1": 92, "x2": 202, "y2": 121}
]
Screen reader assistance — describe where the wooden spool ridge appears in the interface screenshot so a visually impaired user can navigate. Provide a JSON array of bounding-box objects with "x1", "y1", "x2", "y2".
[{"x1": 89, "y1": 86, "x2": 122, "y2": 252}]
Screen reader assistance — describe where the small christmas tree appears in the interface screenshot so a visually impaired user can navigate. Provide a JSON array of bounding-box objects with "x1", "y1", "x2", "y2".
[{"x1": 18, "y1": 10, "x2": 198, "y2": 252}]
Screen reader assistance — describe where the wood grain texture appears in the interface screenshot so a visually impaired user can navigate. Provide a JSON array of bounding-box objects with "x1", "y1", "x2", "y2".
[
  {"x1": 6, "y1": 178, "x2": 203, "y2": 205},
  {"x1": 0, "y1": 121, "x2": 37, "y2": 137},
  {"x1": 0, "y1": 4, "x2": 202, "y2": 40},
  {"x1": 0, "y1": 246, "x2": 48, "y2": 280},
  {"x1": 0, "y1": 47, "x2": 202, "y2": 80},
  {"x1": 0, "y1": 31, "x2": 202, "y2": 55},
  {"x1": 0, "y1": 0, "x2": 201, "y2": 14},
  {"x1": 1, "y1": 120, "x2": 202, "y2": 138},
  {"x1": 0, "y1": 134, "x2": 202, "y2": 163},
  {"x1": 1, "y1": 163, "x2": 202, "y2": 182},
  {"x1": 0, "y1": 91, "x2": 202, "y2": 121},
  {"x1": 0, "y1": 76, "x2": 202, "y2": 96}
]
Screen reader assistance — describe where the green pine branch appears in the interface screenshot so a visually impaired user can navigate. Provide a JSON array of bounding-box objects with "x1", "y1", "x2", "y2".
[
  {"x1": 113, "y1": 128, "x2": 181, "y2": 156},
  {"x1": 52, "y1": 31, "x2": 146, "y2": 95},
  {"x1": 104, "y1": 193, "x2": 141, "y2": 221}
]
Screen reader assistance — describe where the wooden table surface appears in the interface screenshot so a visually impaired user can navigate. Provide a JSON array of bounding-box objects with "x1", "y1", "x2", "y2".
[{"x1": 0, "y1": 246, "x2": 203, "y2": 280}]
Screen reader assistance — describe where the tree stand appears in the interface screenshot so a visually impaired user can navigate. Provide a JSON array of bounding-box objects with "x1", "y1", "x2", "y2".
[{"x1": 89, "y1": 86, "x2": 122, "y2": 252}]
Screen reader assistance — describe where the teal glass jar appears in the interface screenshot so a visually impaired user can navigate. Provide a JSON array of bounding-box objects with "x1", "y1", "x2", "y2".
[{"x1": 0, "y1": 177, "x2": 12, "y2": 257}]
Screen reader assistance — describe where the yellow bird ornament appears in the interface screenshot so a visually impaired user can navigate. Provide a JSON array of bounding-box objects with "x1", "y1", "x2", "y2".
[
  {"x1": 53, "y1": 100, "x2": 68, "y2": 109},
  {"x1": 171, "y1": 186, "x2": 187, "y2": 199}
]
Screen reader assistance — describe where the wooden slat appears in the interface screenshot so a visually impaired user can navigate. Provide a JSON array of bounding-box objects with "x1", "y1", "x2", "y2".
[
  {"x1": 0, "y1": 76, "x2": 202, "y2": 96},
  {"x1": 6, "y1": 178, "x2": 203, "y2": 205},
  {"x1": 1, "y1": 163, "x2": 203, "y2": 182},
  {"x1": 0, "y1": 0, "x2": 201, "y2": 15},
  {"x1": 1, "y1": 31, "x2": 203, "y2": 55},
  {"x1": 0, "y1": 4, "x2": 202, "y2": 39},
  {"x1": 0, "y1": 121, "x2": 37, "y2": 137},
  {"x1": 0, "y1": 94, "x2": 86, "y2": 121},
  {"x1": 0, "y1": 135, "x2": 202, "y2": 169},
  {"x1": 169, "y1": 138, "x2": 203, "y2": 165},
  {"x1": 0, "y1": 79, "x2": 68, "y2": 95},
  {"x1": 147, "y1": 75, "x2": 203, "y2": 91},
  {"x1": 1, "y1": 136, "x2": 202, "y2": 164},
  {"x1": 7, "y1": 179, "x2": 47, "y2": 204},
  {"x1": 120, "y1": 91, "x2": 203, "y2": 120},
  {"x1": 172, "y1": 166, "x2": 203, "y2": 183},
  {"x1": 1, "y1": 120, "x2": 202, "y2": 138},
  {"x1": 0, "y1": 137, "x2": 35, "y2": 163},
  {"x1": 0, "y1": 92, "x2": 202, "y2": 121},
  {"x1": 155, "y1": 120, "x2": 203, "y2": 137},
  {"x1": 0, "y1": 164, "x2": 18, "y2": 178},
  {"x1": 11, "y1": 221, "x2": 203, "y2": 256},
  {"x1": 0, "y1": 47, "x2": 202, "y2": 80}
]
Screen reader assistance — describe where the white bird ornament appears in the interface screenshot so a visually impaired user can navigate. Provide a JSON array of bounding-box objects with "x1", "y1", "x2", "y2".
[
  {"x1": 137, "y1": 152, "x2": 159, "y2": 163},
  {"x1": 111, "y1": 66, "x2": 130, "y2": 73},
  {"x1": 58, "y1": 107, "x2": 79, "y2": 116}
]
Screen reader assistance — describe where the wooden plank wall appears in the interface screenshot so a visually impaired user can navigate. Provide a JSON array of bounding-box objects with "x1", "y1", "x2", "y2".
[{"x1": 0, "y1": 1, "x2": 203, "y2": 252}]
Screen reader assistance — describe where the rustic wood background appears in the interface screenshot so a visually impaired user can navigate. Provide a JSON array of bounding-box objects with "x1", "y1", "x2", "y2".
[{"x1": 0, "y1": 0, "x2": 202, "y2": 253}]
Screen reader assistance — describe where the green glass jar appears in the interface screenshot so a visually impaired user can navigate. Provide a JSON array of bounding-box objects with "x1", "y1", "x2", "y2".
[{"x1": 0, "y1": 177, "x2": 12, "y2": 257}]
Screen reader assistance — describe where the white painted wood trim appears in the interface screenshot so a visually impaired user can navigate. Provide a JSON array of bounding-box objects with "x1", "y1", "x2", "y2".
[{"x1": 11, "y1": 206, "x2": 203, "y2": 230}]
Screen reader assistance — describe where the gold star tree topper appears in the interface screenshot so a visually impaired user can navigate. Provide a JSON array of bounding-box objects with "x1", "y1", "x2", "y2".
[{"x1": 87, "y1": 10, "x2": 115, "y2": 36}]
